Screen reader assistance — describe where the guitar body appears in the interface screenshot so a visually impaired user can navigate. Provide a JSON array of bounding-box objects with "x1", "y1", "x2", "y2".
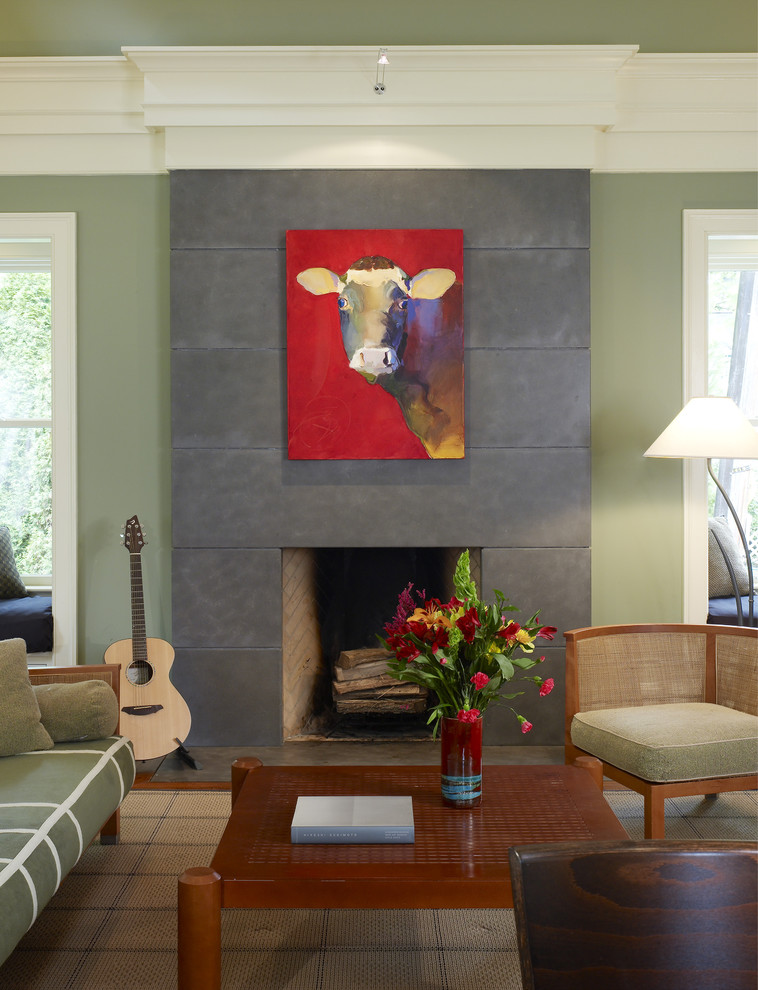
[
  {"x1": 105, "y1": 636, "x2": 192, "y2": 761},
  {"x1": 108, "y1": 516, "x2": 192, "y2": 762}
]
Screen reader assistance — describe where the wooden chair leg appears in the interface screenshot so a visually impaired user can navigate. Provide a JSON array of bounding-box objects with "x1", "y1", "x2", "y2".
[
  {"x1": 100, "y1": 808, "x2": 120, "y2": 845},
  {"x1": 573, "y1": 755, "x2": 604, "y2": 791},
  {"x1": 644, "y1": 787, "x2": 666, "y2": 839}
]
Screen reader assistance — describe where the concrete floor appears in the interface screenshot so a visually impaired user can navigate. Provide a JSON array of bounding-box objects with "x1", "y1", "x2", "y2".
[{"x1": 149, "y1": 741, "x2": 565, "y2": 783}]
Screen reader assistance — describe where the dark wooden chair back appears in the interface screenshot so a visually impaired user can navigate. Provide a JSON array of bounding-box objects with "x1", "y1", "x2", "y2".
[{"x1": 509, "y1": 839, "x2": 758, "y2": 990}]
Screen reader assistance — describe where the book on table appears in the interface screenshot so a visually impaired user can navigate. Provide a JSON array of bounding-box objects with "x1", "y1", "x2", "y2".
[{"x1": 290, "y1": 795, "x2": 415, "y2": 844}]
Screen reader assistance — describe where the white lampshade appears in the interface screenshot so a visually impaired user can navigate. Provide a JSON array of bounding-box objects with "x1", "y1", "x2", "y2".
[{"x1": 644, "y1": 397, "x2": 758, "y2": 459}]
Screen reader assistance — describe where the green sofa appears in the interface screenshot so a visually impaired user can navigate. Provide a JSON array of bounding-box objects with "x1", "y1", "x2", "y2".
[{"x1": 0, "y1": 642, "x2": 135, "y2": 968}]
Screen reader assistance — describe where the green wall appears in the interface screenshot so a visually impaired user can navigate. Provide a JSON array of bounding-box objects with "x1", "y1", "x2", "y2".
[
  {"x1": 0, "y1": 177, "x2": 171, "y2": 661},
  {"x1": 2, "y1": 0, "x2": 756, "y2": 54},
  {"x1": 590, "y1": 173, "x2": 758, "y2": 624},
  {"x1": 0, "y1": 172, "x2": 755, "y2": 661},
  {"x1": 1, "y1": 0, "x2": 755, "y2": 657}
]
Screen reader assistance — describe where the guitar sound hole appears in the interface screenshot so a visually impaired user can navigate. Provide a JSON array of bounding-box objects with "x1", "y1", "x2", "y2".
[{"x1": 126, "y1": 660, "x2": 153, "y2": 686}]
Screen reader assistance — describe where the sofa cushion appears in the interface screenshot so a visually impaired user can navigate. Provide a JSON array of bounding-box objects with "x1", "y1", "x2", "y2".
[
  {"x1": 0, "y1": 527, "x2": 27, "y2": 600},
  {"x1": 708, "y1": 516, "x2": 751, "y2": 598},
  {"x1": 33, "y1": 680, "x2": 119, "y2": 742},
  {"x1": 0, "y1": 736, "x2": 135, "y2": 968},
  {"x1": 571, "y1": 702, "x2": 758, "y2": 783},
  {"x1": 0, "y1": 638, "x2": 53, "y2": 757}
]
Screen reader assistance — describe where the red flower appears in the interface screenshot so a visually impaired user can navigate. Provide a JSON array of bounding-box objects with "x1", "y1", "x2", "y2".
[
  {"x1": 456, "y1": 606, "x2": 481, "y2": 643},
  {"x1": 470, "y1": 672, "x2": 490, "y2": 690},
  {"x1": 390, "y1": 637, "x2": 420, "y2": 663},
  {"x1": 497, "y1": 621, "x2": 521, "y2": 641},
  {"x1": 537, "y1": 625, "x2": 558, "y2": 641},
  {"x1": 520, "y1": 719, "x2": 533, "y2": 734},
  {"x1": 457, "y1": 708, "x2": 481, "y2": 723},
  {"x1": 539, "y1": 678, "x2": 555, "y2": 697},
  {"x1": 430, "y1": 626, "x2": 450, "y2": 653}
]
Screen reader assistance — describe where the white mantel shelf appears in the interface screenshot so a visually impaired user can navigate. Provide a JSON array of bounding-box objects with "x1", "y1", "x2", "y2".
[{"x1": 0, "y1": 45, "x2": 755, "y2": 174}]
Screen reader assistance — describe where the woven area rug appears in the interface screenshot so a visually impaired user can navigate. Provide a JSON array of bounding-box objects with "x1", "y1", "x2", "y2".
[{"x1": 1, "y1": 787, "x2": 756, "y2": 990}]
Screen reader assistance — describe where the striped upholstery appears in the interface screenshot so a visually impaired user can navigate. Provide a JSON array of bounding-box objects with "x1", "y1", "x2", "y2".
[{"x1": 0, "y1": 735, "x2": 135, "y2": 966}]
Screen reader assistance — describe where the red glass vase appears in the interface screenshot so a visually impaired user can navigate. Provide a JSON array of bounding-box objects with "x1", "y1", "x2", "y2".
[{"x1": 440, "y1": 715, "x2": 483, "y2": 808}]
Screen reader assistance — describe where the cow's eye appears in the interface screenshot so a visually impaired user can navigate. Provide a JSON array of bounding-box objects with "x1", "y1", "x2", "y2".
[
  {"x1": 398, "y1": 299, "x2": 408, "y2": 310},
  {"x1": 337, "y1": 297, "x2": 349, "y2": 310}
]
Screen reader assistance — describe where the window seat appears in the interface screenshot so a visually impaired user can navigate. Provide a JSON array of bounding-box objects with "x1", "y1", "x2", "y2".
[{"x1": 0, "y1": 596, "x2": 53, "y2": 653}]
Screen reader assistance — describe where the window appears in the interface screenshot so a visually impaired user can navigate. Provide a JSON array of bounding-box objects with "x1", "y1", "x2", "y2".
[
  {"x1": 0, "y1": 215, "x2": 76, "y2": 664},
  {"x1": 683, "y1": 210, "x2": 758, "y2": 621}
]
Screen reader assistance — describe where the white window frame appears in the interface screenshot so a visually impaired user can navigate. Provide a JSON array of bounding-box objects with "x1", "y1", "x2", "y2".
[
  {"x1": 0, "y1": 214, "x2": 77, "y2": 665},
  {"x1": 682, "y1": 209, "x2": 758, "y2": 622}
]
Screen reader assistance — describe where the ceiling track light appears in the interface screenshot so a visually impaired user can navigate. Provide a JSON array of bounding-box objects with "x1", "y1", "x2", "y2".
[{"x1": 375, "y1": 48, "x2": 389, "y2": 94}]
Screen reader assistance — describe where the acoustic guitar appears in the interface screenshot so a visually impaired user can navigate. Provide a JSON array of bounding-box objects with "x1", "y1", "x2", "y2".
[{"x1": 105, "y1": 515, "x2": 191, "y2": 761}]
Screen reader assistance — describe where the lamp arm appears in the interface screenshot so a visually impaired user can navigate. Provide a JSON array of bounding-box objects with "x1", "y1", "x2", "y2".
[{"x1": 707, "y1": 457, "x2": 755, "y2": 626}]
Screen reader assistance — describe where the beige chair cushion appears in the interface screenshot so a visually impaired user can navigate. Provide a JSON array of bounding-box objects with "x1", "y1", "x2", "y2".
[
  {"x1": 0, "y1": 638, "x2": 54, "y2": 757},
  {"x1": 571, "y1": 702, "x2": 758, "y2": 783}
]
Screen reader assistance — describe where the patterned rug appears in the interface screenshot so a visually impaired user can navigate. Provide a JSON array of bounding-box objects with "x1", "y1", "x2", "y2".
[{"x1": 1, "y1": 787, "x2": 756, "y2": 990}]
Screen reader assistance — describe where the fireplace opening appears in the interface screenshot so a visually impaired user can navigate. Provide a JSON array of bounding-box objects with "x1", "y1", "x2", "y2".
[{"x1": 282, "y1": 547, "x2": 480, "y2": 741}]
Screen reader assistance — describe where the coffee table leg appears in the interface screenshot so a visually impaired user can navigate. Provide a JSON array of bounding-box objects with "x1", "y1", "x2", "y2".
[{"x1": 178, "y1": 867, "x2": 222, "y2": 990}]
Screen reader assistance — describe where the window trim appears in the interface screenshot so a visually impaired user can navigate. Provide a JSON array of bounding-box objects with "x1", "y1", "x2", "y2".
[
  {"x1": 682, "y1": 209, "x2": 758, "y2": 622},
  {"x1": 0, "y1": 214, "x2": 77, "y2": 665}
]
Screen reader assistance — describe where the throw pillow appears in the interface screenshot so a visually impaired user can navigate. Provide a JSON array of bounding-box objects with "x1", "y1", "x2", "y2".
[
  {"x1": 0, "y1": 638, "x2": 54, "y2": 757},
  {"x1": 708, "y1": 516, "x2": 751, "y2": 598},
  {"x1": 33, "y1": 680, "x2": 119, "y2": 742},
  {"x1": 0, "y1": 526, "x2": 28, "y2": 599}
]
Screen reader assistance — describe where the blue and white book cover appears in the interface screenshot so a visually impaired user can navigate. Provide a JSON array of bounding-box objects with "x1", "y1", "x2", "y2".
[{"x1": 290, "y1": 795, "x2": 415, "y2": 844}]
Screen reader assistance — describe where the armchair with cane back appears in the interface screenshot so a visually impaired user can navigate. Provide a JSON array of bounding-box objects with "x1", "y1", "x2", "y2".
[{"x1": 564, "y1": 623, "x2": 758, "y2": 838}]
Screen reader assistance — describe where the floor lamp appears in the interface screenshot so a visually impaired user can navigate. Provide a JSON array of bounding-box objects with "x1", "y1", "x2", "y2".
[{"x1": 645, "y1": 396, "x2": 758, "y2": 626}]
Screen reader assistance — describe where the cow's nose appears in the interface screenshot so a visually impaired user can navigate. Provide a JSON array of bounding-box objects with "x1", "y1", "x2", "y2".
[{"x1": 349, "y1": 347, "x2": 399, "y2": 377}]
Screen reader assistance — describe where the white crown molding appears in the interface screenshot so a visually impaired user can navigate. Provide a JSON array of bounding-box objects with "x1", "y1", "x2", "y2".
[{"x1": 0, "y1": 46, "x2": 755, "y2": 174}]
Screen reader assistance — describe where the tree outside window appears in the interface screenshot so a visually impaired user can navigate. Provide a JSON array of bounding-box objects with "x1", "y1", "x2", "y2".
[
  {"x1": 708, "y1": 242, "x2": 758, "y2": 566},
  {"x1": 0, "y1": 266, "x2": 53, "y2": 578}
]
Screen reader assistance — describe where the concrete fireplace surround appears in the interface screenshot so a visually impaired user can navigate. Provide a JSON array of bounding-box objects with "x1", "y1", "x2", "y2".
[{"x1": 170, "y1": 168, "x2": 591, "y2": 747}]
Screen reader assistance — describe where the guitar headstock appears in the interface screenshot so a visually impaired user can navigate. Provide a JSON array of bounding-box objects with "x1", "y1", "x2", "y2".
[{"x1": 122, "y1": 515, "x2": 147, "y2": 554}]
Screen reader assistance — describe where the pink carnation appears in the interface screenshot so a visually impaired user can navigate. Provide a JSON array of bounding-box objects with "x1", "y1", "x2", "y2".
[
  {"x1": 470, "y1": 672, "x2": 490, "y2": 690},
  {"x1": 520, "y1": 719, "x2": 533, "y2": 734},
  {"x1": 457, "y1": 708, "x2": 481, "y2": 723},
  {"x1": 539, "y1": 678, "x2": 555, "y2": 697}
]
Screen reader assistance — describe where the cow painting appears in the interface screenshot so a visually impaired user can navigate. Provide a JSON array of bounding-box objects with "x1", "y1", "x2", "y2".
[{"x1": 291, "y1": 237, "x2": 464, "y2": 460}]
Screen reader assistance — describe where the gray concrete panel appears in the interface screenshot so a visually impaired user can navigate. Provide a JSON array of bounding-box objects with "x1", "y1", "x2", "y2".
[
  {"x1": 468, "y1": 348, "x2": 590, "y2": 448},
  {"x1": 171, "y1": 170, "x2": 589, "y2": 250},
  {"x1": 171, "y1": 248, "x2": 285, "y2": 349},
  {"x1": 172, "y1": 547, "x2": 282, "y2": 648},
  {"x1": 465, "y1": 248, "x2": 589, "y2": 349},
  {"x1": 480, "y1": 547, "x2": 591, "y2": 644},
  {"x1": 172, "y1": 448, "x2": 590, "y2": 550},
  {"x1": 172, "y1": 648, "x2": 282, "y2": 746},
  {"x1": 481, "y1": 643, "x2": 565, "y2": 745},
  {"x1": 172, "y1": 348, "x2": 284, "y2": 448}
]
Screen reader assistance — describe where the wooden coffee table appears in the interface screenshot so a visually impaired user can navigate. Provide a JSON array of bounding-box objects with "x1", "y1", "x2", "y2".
[{"x1": 178, "y1": 758, "x2": 627, "y2": 990}]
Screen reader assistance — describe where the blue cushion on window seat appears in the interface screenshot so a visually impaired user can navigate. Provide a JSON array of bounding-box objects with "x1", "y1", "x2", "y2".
[
  {"x1": 0, "y1": 596, "x2": 53, "y2": 652},
  {"x1": 708, "y1": 594, "x2": 756, "y2": 626}
]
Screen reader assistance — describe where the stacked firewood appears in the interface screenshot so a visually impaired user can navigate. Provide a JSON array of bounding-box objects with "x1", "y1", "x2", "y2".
[{"x1": 332, "y1": 647, "x2": 428, "y2": 715}]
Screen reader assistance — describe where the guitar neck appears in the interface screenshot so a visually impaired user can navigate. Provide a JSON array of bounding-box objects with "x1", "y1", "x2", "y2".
[{"x1": 129, "y1": 553, "x2": 148, "y2": 662}]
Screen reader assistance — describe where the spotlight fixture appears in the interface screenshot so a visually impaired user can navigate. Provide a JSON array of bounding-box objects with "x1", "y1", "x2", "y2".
[{"x1": 375, "y1": 48, "x2": 389, "y2": 94}]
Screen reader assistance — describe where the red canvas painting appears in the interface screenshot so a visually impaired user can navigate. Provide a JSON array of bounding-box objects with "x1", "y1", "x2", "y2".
[{"x1": 286, "y1": 229, "x2": 464, "y2": 460}]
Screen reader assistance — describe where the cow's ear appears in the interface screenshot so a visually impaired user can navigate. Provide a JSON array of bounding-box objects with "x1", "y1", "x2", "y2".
[
  {"x1": 297, "y1": 268, "x2": 342, "y2": 295},
  {"x1": 408, "y1": 268, "x2": 456, "y2": 300}
]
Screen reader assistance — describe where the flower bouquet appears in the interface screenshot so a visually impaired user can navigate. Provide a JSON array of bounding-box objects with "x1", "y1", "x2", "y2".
[{"x1": 378, "y1": 549, "x2": 557, "y2": 738}]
